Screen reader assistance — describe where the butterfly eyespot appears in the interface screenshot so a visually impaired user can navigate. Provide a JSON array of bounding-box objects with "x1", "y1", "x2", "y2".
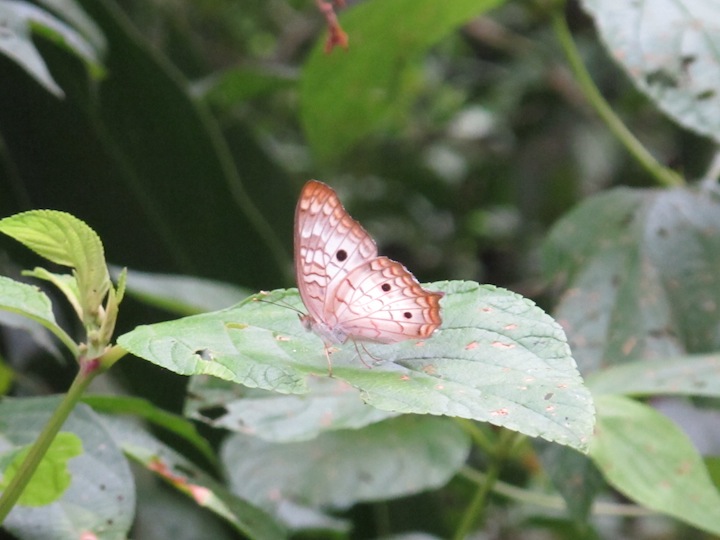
[
  {"x1": 381, "y1": 283, "x2": 391, "y2": 292},
  {"x1": 336, "y1": 249, "x2": 348, "y2": 261},
  {"x1": 403, "y1": 312, "x2": 412, "y2": 319}
]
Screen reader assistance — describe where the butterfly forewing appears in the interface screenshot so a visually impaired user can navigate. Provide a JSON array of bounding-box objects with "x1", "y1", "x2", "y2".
[{"x1": 295, "y1": 181, "x2": 377, "y2": 323}]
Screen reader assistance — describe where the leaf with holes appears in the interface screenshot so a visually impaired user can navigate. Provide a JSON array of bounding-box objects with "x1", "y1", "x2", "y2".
[
  {"x1": 119, "y1": 280, "x2": 594, "y2": 451},
  {"x1": 581, "y1": 0, "x2": 720, "y2": 143},
  {"x1": 543, "y1": 186, "x2": 720, "y2": 372},
  {"x1": 0, "y1": 397, "x2": 134, "y2": 540}
]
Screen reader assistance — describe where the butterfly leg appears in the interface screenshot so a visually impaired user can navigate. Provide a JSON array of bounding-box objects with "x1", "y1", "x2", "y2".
[
  {"x1": 351, "y1": 341, "x2": 383, "y2": 369},
  {"x1": 323, "y1": 342, "x2": 334, "y2": 376}
]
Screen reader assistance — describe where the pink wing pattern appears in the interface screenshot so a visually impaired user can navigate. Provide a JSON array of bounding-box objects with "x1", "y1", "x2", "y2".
[{"x1": 295, "y1": 180, "x2": 443, "y2": 347}]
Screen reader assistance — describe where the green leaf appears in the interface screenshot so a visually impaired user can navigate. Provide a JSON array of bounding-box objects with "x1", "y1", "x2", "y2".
[
  {"x1": 98, "y1": 414, "x2": 286, "y2": 540},
  {"x1": 0, "y1": 275, "x2": 77, "y2": 355},
  {"x1": 119, "y1": 280, "x2": 594, "y2": 452},
  {"x1": 23, "y1": 267, "x2": 83, "y2": 320},
  {"x1": 0, "y1": 275, "x2": 57, "y2": 327},
  {"x1": 185, "y1": 376, "x2": 398, "y2": 442},
  {"x1": 300, "y1": 0, "x2": 504, "y2": 162},
  {"x1": 0, "y1": 210, "x2": 111, "y2": 328},
  {"x1": 0, "y1": 433, "x2": 82, "y2": 506},
  {"x1": 542, "y1": 186, "x2": 720, "y2": 372},
  {"x1": 221, "y1": 415, "x2": 470, "y2": 509},
  {"x1": 590, "y1": 394, "x2": 720, "y2": 535},
  {"x1": 588, "y1": 354, "x2": 720, "y2": 397},
  {"x1": 0, "y1": 0, "x2": 103, "y2": 97},
  {"x1": 581, "y1": 0, "x2": 720, "y2": 144},
  {"x1": 81, "y1": 394, "x2": 218, "y2": 467},
  {"x1": 0, "y1": 397, "x2": 134, "y2": 539},
  {"x1": 111, "y1": 266, "x2": 251, "y2": 315}
]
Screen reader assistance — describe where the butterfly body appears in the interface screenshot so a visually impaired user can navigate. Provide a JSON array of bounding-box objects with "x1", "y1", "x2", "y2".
[{"x1": 295, "y1": 180, "x2": 444, "y2": 360}]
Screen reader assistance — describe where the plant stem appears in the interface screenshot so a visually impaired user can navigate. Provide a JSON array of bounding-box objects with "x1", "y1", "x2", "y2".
[
  {"x1": 453, "y1": 429, "x2": 516, "y2": 540},
  {"x1": 551, "y1": 9, "x2": 685, "y2": 188},
  {"x1": 454, "y1": 418, "x2": 495, "y2": 455},
  {"x1": 0, "y1": 365, "x2": 97, "y2": 523},
  {"x1": 459, "y1": 466, "x2": 654, "y2": 517}
]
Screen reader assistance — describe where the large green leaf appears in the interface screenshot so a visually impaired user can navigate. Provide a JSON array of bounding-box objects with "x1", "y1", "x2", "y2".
[
  {"x1": 581, "y1": 0, "x2": 720, "y2": 144},
  {"x1": 119, "y1": 280, "x2": 594, "y2": 451},
  {"x1": 590, "y1": 394, "x2": 720, "y2": 535},
  {"x1": 185, "y1": 375, "x2": 398, "y2": 442},
  {"x1": 300, "y1": 0, "x2": 504, "y2": 162},
  {"x1": 221, "y1": 415, "x2": 469, "y2": 509},
  {"x1": 588, "y1": 353, "x2": 720, "y2": 397},
  {"x1": 543, "y1": 186, "x2": 720, "y2": 372},
  {"x1": 0, "y1": 397, "x2": 134, "y2": 540}
]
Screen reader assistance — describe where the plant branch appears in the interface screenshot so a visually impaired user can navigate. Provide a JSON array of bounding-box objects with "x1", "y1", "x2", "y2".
[
  {"x1": 460, "y1": 465, "x2": 654, "y2": 517},
  {"x1": 453, "y1": 429, "x2": 517, "y2": 540},
  {"x1": 552, "y1": 9, "x2": 684, "y2": 188},
  {"x1": 0, "y1": 360, "x2": 99, "y2": 523}
]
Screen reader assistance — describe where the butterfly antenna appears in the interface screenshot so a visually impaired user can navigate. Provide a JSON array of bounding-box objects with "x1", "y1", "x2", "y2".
[{"x1": 253, "y1": 295, "x2": 306, "y2": 316}]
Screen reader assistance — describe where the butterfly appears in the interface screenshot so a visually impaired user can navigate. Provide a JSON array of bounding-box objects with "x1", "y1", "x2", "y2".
[{"x1": 294, "y1": 180, "x2": 444, "y2": 372}]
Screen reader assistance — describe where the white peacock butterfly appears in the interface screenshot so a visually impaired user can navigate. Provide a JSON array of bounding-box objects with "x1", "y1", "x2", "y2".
[{"x1": 295, "y1": 180, "x2": 444, "y2": 373}]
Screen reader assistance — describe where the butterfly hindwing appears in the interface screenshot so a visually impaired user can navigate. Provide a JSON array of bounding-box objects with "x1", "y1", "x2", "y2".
[{"x1": 331, "y1": 257, "x2": 444, "y2": 343}]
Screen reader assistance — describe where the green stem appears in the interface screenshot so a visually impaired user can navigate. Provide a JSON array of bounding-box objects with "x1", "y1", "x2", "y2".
[
  {"x1": 0, "y1": 364, "x2": 97, "y2": 523},
  {"x1": 459, "y1": 465, "x2": 653, "y2": 517},
  {"x1": 100, "y1": 344, "x2": 128, "y2": 371},
  {"x1": 453, "y1": 429, "x2": 517, "y2": 540},
  {"x1": 551, "y1": 10, "x2": 684, "y2": 188},
  {"x1": 454, "y1": 418, "x2": 495, "y2": 455}
]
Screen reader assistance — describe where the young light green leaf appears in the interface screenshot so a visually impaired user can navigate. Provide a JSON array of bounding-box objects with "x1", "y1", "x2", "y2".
[
  {"x1": 185, "y1": 375, "x2": 398, "y2": 442},
  {"x1": 98, "y1": 414, "x2": 286, "y2": 540},
  {"x1": 221, "y1": 415, "x2": 470, "y2": 509},
  {"x1": 0, "y1": 275, "x2": 57, "y2": 326},
  {"x1": 300, "y1": 0, "x2": 504, "y2": 162},
  {"x1": 0, "y1": 210, "x2": 111, "y2": 328},
  {"x1": 590, "y1": 394, "x2": 720, "y2": 535},
  {"x1": 119, "y1": 280, "x2": 595, "y2": 452},
  {"x1": 588, "y1": 354, "x2": 720, "y2": 397},
  {"x1": 0, "y1": 433, "x2": 82, "y2": 506},
  {"x1": 0, "y1": 275, "x2": 77, "y2": 355},
  {"x1": 0, "y1": 397, "x2": 134, "y2": 539},
  {"x1": 543, "y1": 186, "x2": 720, "y2": 372},
  {"x1": 23, "y1": 268, "x2": 82, "y2": 321},
  {"x1": 581, "y1": 0, "x2": 720, "y2": 145}
]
